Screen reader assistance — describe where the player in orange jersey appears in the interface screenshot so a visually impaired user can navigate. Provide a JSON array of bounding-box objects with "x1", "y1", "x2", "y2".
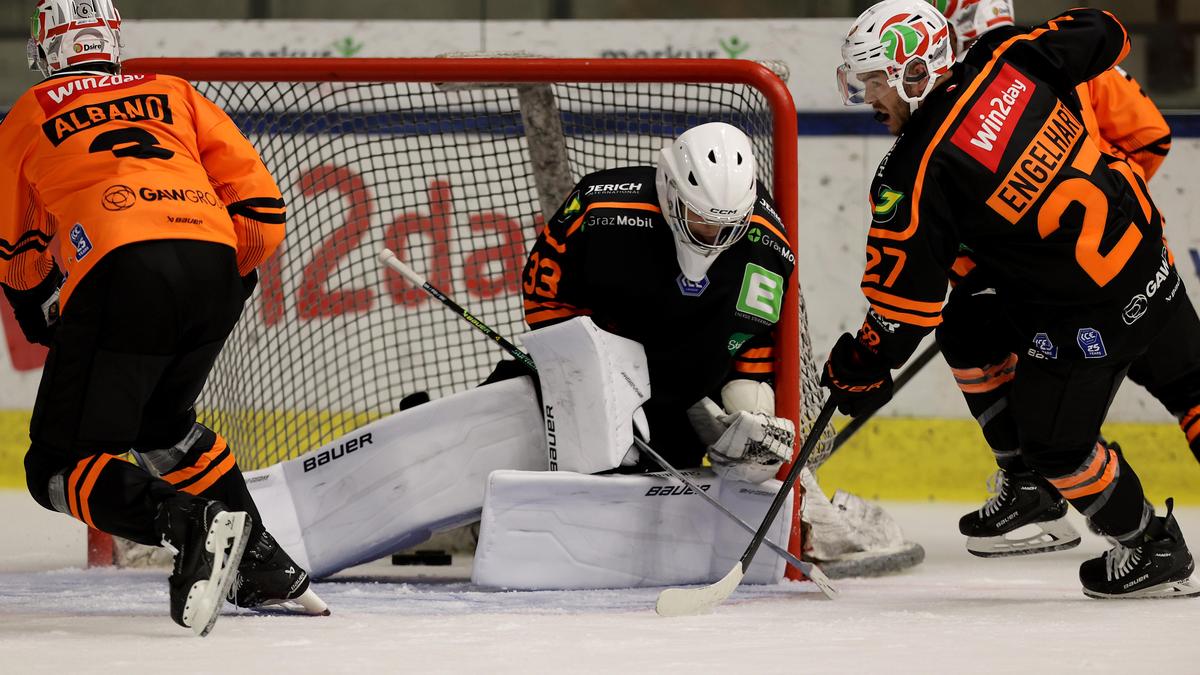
[{"x1": 2, "y1": 0, "x2": 324, "y2": 635}]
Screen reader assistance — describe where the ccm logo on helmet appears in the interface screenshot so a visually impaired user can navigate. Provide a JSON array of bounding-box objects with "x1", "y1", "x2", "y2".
[{"x1": 710, "y1": 208, "x2": 740, "y2": 215}]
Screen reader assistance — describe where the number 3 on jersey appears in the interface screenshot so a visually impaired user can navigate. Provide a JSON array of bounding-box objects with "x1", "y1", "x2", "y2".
[
  {"x1": 88, "y1": 127, "x2": 175, "y2": 160},
  {"x1": 524, "y1": 251, "x2": 562, "y2": 299}
]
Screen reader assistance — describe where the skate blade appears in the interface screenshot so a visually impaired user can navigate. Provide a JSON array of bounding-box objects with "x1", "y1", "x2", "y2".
[
  {"x1": 248, "y1": 588, "x2": 331, "y2": 616},
  {"x1": 183, "y1": 511, "x2": 253, "y2": 637},
  {"x1": 1084, "y1": 575, "x2": 1200, "y2": 600},
  {"x1": 966, "y1": 519, "x2": 1081, "y2": 558}
]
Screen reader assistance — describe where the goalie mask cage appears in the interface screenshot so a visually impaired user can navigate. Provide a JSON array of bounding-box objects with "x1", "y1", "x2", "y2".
[{"x1": 113, "y1": 57, "x2": 832, "y2": 579}]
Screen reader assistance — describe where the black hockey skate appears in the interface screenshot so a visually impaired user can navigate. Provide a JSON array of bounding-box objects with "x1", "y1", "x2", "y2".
[
  {"x1": 1081, "y1": 499, "x2": 1200, "y2": 599},
  {"x1": 959, "y1": 470, "x2": 1081, "y2": 557},
  {"x1": 229, "y1": 530, "x2": 329, "y2": 616},
  {"x1": 156, "y1": 496, "x2": 252, "y2": 637}
]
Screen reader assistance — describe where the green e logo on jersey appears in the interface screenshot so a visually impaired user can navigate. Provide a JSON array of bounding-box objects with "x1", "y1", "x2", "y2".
[{"x1": 736, "y1": 264, "x2": 784, "y2": 323}]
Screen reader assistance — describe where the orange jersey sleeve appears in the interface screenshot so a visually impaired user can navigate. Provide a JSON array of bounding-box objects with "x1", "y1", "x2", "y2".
[
  {"x1": 189, "y1": 88, "x2": 285, "y2": 275},
  {"x1": 1077, "y1": 68, "x2": 1171, "y2": 181},
  {"x1": 0, "y1": 72, "x2": 284, "y2": 308}
]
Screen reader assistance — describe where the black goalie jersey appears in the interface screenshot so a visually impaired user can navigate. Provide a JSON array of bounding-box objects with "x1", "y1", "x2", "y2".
[
  {"x1": 859, "y1": 9, "x2": 1183, "y2": 368},
  {"x1": 522, "y1": 166, "x2": 795, "y2": 463}
]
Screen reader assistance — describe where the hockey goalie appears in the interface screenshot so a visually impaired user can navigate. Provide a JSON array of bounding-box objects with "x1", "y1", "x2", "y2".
[{"x1": 222, "y1": 122, "x2": 921, "y2": 586}]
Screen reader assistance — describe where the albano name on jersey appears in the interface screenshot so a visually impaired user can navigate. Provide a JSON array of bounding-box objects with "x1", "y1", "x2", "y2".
[{"x1": 522, "y1": 166, "x2": 795, "y2": 408}]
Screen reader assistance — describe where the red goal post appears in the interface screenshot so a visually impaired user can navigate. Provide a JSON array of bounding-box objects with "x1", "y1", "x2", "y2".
[{"x1": 113, "y1": 57, "x2": 817, "y2": 579}]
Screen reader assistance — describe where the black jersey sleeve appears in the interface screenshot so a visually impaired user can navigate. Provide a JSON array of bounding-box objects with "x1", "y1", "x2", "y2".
[
  {"x1": 857, "y1": 150, "x2": 958, "y2": 368},
  {"x1": 1007, "y1": 9, "x2": 1130, "y2": 90},
  {"x1": 522, "y1": 183, "x2": 592, "y2": 329}
]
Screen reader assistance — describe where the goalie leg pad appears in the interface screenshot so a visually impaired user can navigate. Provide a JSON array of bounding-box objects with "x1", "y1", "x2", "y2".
[
  {"x1": 244, "y1": 377, "x2": 546, "y2": 579},
  {"x1": 472, "y1": 469, "x2": 792, "y2": 589}
]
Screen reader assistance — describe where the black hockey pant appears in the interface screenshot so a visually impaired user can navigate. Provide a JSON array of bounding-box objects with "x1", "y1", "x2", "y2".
[
  {"x1": 937, "y1": 284, "x2": 1200, "y2": 542},
  {"x1": 23, "y1": 240, "x2": 264, "y2": 546}
]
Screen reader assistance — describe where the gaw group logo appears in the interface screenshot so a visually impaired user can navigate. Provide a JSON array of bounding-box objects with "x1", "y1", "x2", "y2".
[{"x1": 736, "y1": 263, "x2": 783, "y2": 323}]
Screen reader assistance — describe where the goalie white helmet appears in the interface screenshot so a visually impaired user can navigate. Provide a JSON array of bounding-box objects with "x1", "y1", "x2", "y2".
[
  {"x1": 928, "y1": 0, "x2": 1015, "y2": 56},
  {"x1": 655, "y1": 122, "x2": 757, "y2": 282},
  {"x1": 28, "y1": 0, "x2": 122, "y2": 76},
  {"x1": 837, "y1": 0, "x2": 953, "y2": 111}
]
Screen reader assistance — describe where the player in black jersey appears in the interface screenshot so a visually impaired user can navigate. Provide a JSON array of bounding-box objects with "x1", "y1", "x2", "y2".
[
  {"x1": 522, "y1": 122, "x2": 797, "y2": 483},
  {"x1": 926, "y1": 0, "x2": 1200, "y2": 560},
  {"x1": 825, "y1": 0, "x2": 1199, "y2": 598}
]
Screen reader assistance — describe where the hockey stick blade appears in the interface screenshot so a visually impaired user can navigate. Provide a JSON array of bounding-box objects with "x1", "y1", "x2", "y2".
[
  {"x1": 654, "y1": 400, "x2": 838, "y2": 616},
  {"x1": 656, "y1": 563, "x2": 744, "y2": 617},
  {"x1": 632, "y1": 437, "x2": 837, "y2": 600}
]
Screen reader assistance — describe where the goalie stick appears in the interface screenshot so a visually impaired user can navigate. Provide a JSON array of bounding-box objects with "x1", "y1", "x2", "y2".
[
  {"x1": 377, "y1": 248, "x2": 836, "y2": 599},
  {"x1": 655, "y1": 398, "x2": 837, "y2": 617}
]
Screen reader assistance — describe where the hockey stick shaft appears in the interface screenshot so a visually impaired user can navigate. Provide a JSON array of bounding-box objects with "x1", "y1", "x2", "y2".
[
  {"x1": 378, "y1": 248, "x2": 828, "y2": 585},
  {"x1": 831, "y1": 341, "x2": 941, "y2": 452},
  {"x1": 632, "y1": 437, "x2": 826, "y2": 581},
  {"x1": 737, "y1": 399, "x2": 838, "y2": 569},
  {"x1": 379, "y1": 249, "x2": 537, "y2": 372},
  {"x1": 655, "y1": 398, "x2": 839, "y2": 616}
]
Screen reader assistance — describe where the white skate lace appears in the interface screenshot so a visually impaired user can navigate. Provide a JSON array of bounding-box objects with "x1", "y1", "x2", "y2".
[
  {"x1": 978, "y1": 470, "x2": 1009, "y2": 518},
  {"x1": 1104, "y1": 544, "x2": 1141, "y2": 581}
]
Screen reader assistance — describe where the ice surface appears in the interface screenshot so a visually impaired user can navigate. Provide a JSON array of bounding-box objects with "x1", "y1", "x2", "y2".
[{"x1": 2, "y1": 494, "x2": 1199, "y2": 674}]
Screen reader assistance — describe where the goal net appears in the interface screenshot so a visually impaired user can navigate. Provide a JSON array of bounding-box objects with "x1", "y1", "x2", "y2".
[{"x1": 114, "y1": 57, "x2": 834, "y2": 574}]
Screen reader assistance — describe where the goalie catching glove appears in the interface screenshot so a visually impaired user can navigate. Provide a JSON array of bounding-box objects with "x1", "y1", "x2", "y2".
[{"x1": 688, "y1": 397, "x2": 794, "y2": 483}]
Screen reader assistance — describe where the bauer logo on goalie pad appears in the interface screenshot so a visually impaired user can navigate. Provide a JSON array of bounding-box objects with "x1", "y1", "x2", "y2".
[
  {"x1": 645, "y1": 485, "x2": 711, "y2": 496},
  {"x1": 736, "y1": 264, "x2": 783, "y2": 323},
  {"x1": 302, "y1": 432, "x2": 374, "y2": 472}
]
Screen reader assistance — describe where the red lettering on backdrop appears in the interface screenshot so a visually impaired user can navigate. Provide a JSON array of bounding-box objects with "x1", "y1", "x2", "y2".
[
  {"x1": 383, "y1": 180, "x2": 454, "y2": 307},
  {"x1": 463, "y1": 211, "x2": 525, "y2": 298},
  {"x1": 296, "y1": 164, "x2": 376, "y2": 319},
  {"x1": 1, "y1": 304, "x2": 47, "y2": 371},
  {"x1": 259, "y1": 243, "x2": 286, "y2": 326}
]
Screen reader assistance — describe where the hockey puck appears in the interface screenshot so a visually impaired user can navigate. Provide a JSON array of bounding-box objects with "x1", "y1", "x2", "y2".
[{"x1": 391, "y1": 549, "x2": 452, "y2": 566}]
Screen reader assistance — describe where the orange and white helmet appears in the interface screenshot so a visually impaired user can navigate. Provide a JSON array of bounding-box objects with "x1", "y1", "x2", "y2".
[
  {"x1": 837, "y1": 0, "x2": 953, "y2": 109},
  {"x1": 28, "y1": 0, "x2": 122, "y2": 76},
  {"x1": 929, "y1": 0, "x2": 1015, "y2": 56}
]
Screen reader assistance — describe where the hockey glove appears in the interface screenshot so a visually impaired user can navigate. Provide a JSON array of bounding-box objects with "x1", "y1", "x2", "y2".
[
  {"x1": 3, "y1": 267, "x2": 64, "y2": 347},
  {"x1": 706, "y1": 408, "x2": 795, "y2": 484},
  {"x1": 820, "y1": 332, "x2": 894, "y2": 417}
]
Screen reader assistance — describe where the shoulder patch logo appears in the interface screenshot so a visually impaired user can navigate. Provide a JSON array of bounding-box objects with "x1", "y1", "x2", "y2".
[
  {"x1": 746, "y1": 227, "x2": 762, "y2": 243},
  {"x1": 736, "y1": 263, "x2": 784, "y2": 323},
  {"x1": 69, "y1": 223, "x2": 93, "y2": 261},
  {"x1": 871, "y1": 186, "x2": 905, "y2": 222},
  {"x1": 559, "y1": 191, "x2": 582, "y2": 222}
]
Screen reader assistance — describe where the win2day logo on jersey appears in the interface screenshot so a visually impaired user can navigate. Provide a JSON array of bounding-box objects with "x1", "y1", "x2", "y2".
[{"x1": 950, "y1": 63, "x2": 1034, "y2": 172}]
